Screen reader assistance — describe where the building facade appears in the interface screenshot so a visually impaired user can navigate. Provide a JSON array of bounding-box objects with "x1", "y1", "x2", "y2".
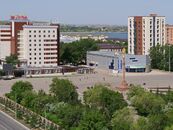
[
  {"x1": 87, "y1": 51, "x2": 151, "y2": 73},
  {"x1": 166, "y1": 24, "x2": 173, "y2": 45},
  {"x1": 128, "y1": 14, "x2": 165, "y2": 55},
  {"x1": 0, "y1": 16, "x2": 60, "y2": 67}
]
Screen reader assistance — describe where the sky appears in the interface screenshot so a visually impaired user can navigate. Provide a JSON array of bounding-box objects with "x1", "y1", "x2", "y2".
[{"x1": 0, "y1": 0, "x2": 173, "y2": 25}]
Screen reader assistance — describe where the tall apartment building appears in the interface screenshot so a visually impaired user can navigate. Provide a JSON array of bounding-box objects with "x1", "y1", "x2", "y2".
[
  {"x1": 166, "y1": 24, "x2": 173, "y2": 45},
  {"x1": 0, "y1": 16, "x2": 60, "y2": 67},
  {"x1": 128, "y1": 14, "x2": 165, "y2": 55}
]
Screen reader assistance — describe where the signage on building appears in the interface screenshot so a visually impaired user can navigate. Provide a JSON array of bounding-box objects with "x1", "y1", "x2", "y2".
[{"x1": 10, "y1": 15, "x2": 28, "y2": 20}]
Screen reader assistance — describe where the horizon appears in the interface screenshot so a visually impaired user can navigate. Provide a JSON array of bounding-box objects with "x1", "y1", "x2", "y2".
[{"x1": 1, "y1": 0, "x2": 173, "y2": 25}]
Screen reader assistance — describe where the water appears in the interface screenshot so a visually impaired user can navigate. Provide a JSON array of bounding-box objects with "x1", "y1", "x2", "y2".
[{"x1": 61, "y1": 32, "x2": 128, "y2": 43}]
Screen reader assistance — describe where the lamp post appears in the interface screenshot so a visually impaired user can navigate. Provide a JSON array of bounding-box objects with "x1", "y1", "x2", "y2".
[{"x1": 169, "y1": 44, "x2": 171, "y2": 72}]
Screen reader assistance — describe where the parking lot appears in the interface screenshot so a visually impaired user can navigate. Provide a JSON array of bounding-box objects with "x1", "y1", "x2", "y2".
[{"x1": 0, "y1": 69, "x2": 173, "y2": 96}]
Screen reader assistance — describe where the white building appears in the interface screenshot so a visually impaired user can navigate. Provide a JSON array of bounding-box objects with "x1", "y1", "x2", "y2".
[
  {"x1": 128, "y1": 14, "x2": 165, "y2": 55},
  {"x1": 0, "y1": 16, "x2": 60, "y2": 68}
]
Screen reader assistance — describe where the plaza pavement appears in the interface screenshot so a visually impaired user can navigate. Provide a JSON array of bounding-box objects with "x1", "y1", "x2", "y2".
[{"x1": 0, "y1": 69, "x2": 173, "y2": 96}]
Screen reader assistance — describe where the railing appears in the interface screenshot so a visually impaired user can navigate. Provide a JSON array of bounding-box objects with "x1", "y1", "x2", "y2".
[
  {"x1": 0, "y1": 96, "x2": 61, "y2": 130},
  {"x1": 146, "y1": 86, "x2": 172, "y2": 94}
]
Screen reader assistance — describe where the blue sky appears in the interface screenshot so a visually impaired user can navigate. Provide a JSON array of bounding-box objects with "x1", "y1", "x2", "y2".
[{"x1": 1, "y1": 0, "x2": 173, "y2": 25}]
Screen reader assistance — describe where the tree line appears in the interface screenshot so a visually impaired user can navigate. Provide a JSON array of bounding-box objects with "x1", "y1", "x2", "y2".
[
  {"x1": 150, "y1": 45, "x2": 173, "y2": 71},
  {"x1": 5, "y1": 79, "x2": 173, "y2": 130}
]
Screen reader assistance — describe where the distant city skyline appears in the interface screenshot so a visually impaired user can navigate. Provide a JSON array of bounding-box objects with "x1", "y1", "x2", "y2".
[{"x1": 1, "y1": 0, "x2": 173, "y2": 25}]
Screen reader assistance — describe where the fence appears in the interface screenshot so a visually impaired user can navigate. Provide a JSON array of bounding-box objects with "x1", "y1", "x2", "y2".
[{"x1": 0, "y1": 96, "x2": 61, "y2": 130}]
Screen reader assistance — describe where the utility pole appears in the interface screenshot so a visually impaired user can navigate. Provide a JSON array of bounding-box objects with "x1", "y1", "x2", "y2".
[{"x1": 169, "y1": 44, "x2": 171, "y2": 72}]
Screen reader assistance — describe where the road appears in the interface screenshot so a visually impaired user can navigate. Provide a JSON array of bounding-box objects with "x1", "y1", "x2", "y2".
[{"x1": 0, "y1": 111, "x2": 29, "y2": 130}]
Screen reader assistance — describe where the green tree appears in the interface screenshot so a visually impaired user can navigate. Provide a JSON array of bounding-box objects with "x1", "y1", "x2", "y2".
[
  {"x1": 5, "y1": 54, "x2": 19, "y2": 67},
  {"x1": 20, "y1": 91, "x2": 37, "y2": 108},
  {"x1": 150, "y1": 45, "x2": 173, "y2": 71},
  {"x1": 60, "y1": 39, "x2": 99, "y2": 65},
  {"x1": 49, "y1": 78, "x2": 79, "y2": 104},
  {"x1": 111, "y1": 107, "x2": 135, "y2": 130},
  {"x1": 131, "y1": 91, "x2": 165, "y2": 116},
  {"x1": 165, "y1": 125, "x2": 173, "y2": 130},
  {"x1": 131, "y1": 117, "x2": 148, "y2": 130},
  {"x1": 147, "y1": 114, "x2": 168, "y2": 130},
  {"x1": 52, "y1": 103, "x2": 83, "y2": 130},
  {"x1": 6, "y1": 81, "x2": 33, "y2": 103},
  {"x1": 76, "y1": 108, "x2": 108, "y2": 130},
  {"x1": 83, "y1": 84, "x2": 127, "y2": 118}
]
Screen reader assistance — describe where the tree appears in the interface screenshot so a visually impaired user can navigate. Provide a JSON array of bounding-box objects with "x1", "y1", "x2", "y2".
[
  {"x1": 131, "y1": 117, "x2": 148, "y2": 130},
  {"x1": 127, "y1": 85, "x2": 146, "y2": 99},
  {"x1": 5, "y1": 54, "x2": 19, "y2": 67},
  {"x1": 111, "y1": 107, "x2": 135, "y2": 130},
  {"x1": 51, "y1": 103, "x2": 83, "y2": 129},
  {"x1": 60, "y1": 39, "x2": 99, "y2": 65},
  {"x1": 6, "y1": 81, "x2": 33, "y2": 103},
  {"x1": 83, "y1": 85, "x2": 127, "y2": 118},
  {"x1": 147, "y1": 114, "x2": 168, "y2": 130},
  {"x1": 150, "y1": 45, "x2": 173, "y2": 71},
  {"x1": 165, "y1": 125, "x2": 173, "y2": 130},
  {"x1": 76, "y1": 108, "x2": 109, "y2": 130},
  {"x1": 20, "y1": 91, "x2": 38, "y2": 108},
  {"x1": 49, "y1": 78, "x2": 79, "y2": 104},
  {"x1": 131, "y1": 91, "x2": 165, "y2": 116}
]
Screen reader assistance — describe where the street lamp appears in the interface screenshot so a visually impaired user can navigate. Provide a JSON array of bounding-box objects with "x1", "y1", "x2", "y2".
[{"x1": 169, "y1": 44, "x2": 171, "y2": 72}]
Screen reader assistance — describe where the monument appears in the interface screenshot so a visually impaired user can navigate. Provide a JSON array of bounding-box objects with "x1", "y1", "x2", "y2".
[{"x1": 117, "y1": 48, "x2": 128, "y2": 91}]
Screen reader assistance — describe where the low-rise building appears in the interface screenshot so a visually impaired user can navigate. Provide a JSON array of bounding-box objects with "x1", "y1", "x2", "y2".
[
  {"x1": 87, "y1": 51, "x2": 151, "y2": 72},
  {"x1": 97, "y1": 43, "x2": 123, "y2": 53}
]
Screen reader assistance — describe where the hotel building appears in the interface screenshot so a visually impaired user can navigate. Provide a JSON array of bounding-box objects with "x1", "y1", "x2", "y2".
[
  {"x1": 0, "y1": 16, "x2": 60, "y2": 67},
  {"x1": 166, "y1": 24, "x2": 173, "y2": 45},
  {"x1": 128, "y1": 14, "x2": 165, "y2": 55}
]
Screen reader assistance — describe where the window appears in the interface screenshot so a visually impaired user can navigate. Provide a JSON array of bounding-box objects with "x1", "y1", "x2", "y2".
[
  {"x1": 30, "y1": 62, "x2": 32, "y2": 64},
  {"x1": 34, "y1": 30, "x2": 36, "y2": 33},
  {"x1": 39, "y1": 48, "x2": 41, "y2": 51},
  {"x1": 39, "y1": 53, "x2": 41, "y2": 55},
  {"x1": 44, "y1": 35, "x2": 46, "y2": 37},
  {"x1": 34, "y1": 53, "x2": 36, "y2": 55},
  {"x1": 53, "y1": 35, "x2": 55, "y2": 37},
  {"x1": 39, "y1": 57, "x2": 41, "y2": 60},
  {"x1": 34, "y1": 35, "x2": 36, "y2": 37},
  {"x1": 48, "y1": 30, "x2": 50, "y2": 33},
  {"x1": 39, "y1": 44, "x2": 41, "y2": 46},
  {"x1": 43, "y1": 30, "x2": 46, "y2": 33},
  {"x1": 34, "y1": 57, "x2": 36, "y2": 60},
  {"x1": 30, "y1": 58, "x2": 32, "y2": 60},
  {"x1": 53, "y1": 30, "x2": 55, "y2": 33},
  {"x1": 29, "y1": 53, "x2": 31, "y2": 55},
  {"x1": 48, "y1": 35, "x2": 50, "y2": 37},
  {"x1": 29, "y1": 35, "x2": 31, "y2": 37},
  {"x1": 29, "y1": 40, "x2": 31, "y2": 42},
  {"x1": 29, "y1": 49, "x2": 31, "y2": 51},
  {"x1": 29, "y1": 30, "x2": 31, "y2": 33},
  {"x1": 39, "y1": 62, "x2": 41, "y2": 64},
  {"x1": 39, "y1": 30, "x2": 41, "y2": 33},
  {"x1": 39, "y1": 40, "x2": 41, "y2": 42},
  {"x1": 34, "y1": 62, "x2": 36, "y2": 64},
  {"x1": 34, "y1": 44, "x2": 36, "y2": 46},
  {"x1": 34, "y1": 49, "x2": 36, "y2": 51},
  {"x1": 39, "y1": 35, "x2": 41, "y2": 37},
  {"x1": 34, "y1": 40, "x2": 36, "y2": 42}
]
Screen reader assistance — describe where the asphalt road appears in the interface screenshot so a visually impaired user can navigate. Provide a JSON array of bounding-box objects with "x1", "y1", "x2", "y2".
[{"x1": 0, "y1": 111, "x2": 29, "y2": 130}]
